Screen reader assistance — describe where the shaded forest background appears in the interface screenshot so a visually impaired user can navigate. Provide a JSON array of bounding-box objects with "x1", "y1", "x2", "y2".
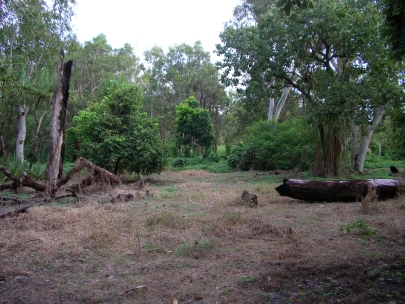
[{"x1": 1, "y1": 0, "x2": 405, "y2": 181}]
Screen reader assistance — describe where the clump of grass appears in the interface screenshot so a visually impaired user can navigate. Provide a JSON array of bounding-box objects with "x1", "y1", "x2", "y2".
[
  {"x1": 26, "y1": 163, "x2": 46, "y2": 180},
  {"x1": 222, "y1": 211, "x2": 246, "y2": 226},
  {"x1": 145, "y1": 210, "x2": 189, "y2": 229},
  {"x1": 175, "y1": 238, "x2": 214, "y2": 257},
  {"x1": 340, "y1": 219, "x2": 376, "y2": 236},
  {"x1": 1, "y1": 156, "x2": 24, "y2": 181}
]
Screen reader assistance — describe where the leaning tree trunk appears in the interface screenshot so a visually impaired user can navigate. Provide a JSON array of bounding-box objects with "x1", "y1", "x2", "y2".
[
  {"x1": 45, "y1": 50, "x2": 72, "y2": 186},
  {"x1": 357, "y1": 107, "x2": 385, "y2": 173},
  {"x1": 15, "y1": 105, "x2": 29, "y2": 163}
]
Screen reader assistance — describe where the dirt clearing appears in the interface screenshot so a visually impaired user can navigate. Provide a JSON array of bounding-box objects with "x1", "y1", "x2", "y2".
[{"x1": 1, "y1": 170, "x2": 404, "y2": 303}]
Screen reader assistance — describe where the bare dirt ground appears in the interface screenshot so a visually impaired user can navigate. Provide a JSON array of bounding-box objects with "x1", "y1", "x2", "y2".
[{"x1": 0, "y1": 170, "x2": 404, "y2": 304}]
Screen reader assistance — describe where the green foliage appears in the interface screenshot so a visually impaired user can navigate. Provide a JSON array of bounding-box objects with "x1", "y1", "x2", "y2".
[
  {"x1": 70, "y1": 82, "x2": 166, "y2": 177},
  {"x1": 175, "y1": 96, "x2": 216, "y2": 155},
  {"x1": 380, "y1": 0, "x2": 405, "y2": 58},
  {"x1": 167, "y1": 153, "x2": 233, "y2": 173},
  {"x1": 340, "y1": 220, "x2": 376, "y2": 236},
  {"x1": 227, "y1": 119, "x2": 313, "y2": 171},
  {"x1": 0, "y1": 156, "x2": 25, "y2": 181}
]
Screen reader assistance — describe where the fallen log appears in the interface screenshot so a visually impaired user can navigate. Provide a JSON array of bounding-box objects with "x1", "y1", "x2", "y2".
[
  {"x1": 0, "y1": 157, "x2": 121, "y2": 195},
  {"x1": 275, "y1": 179, "x2": 403, "y2": 202}
]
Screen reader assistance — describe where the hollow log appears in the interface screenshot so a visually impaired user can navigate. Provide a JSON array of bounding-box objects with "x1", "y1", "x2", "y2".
[{"x1": 275, "y1": 179, "x2": 402, "y2": 202}]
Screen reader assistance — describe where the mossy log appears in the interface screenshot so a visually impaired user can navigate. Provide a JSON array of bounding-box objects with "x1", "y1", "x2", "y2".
[{"x1": 275, "y1": 179, "x2": 402, "y2": 202}]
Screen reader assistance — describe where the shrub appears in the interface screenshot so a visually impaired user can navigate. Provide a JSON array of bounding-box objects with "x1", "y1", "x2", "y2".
[{"x1": 227, "y1": 118, "x2": 314, "y2": 171}]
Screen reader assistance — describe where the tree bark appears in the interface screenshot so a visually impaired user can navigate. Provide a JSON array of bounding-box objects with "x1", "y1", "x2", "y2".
[
  {"x1": 357, "y1": 107, "x2": 385, "y2": 173},
  {"x1": 351, "y1": 121, "x2": 359, "y2": 170},
  {"x1": 45, "y1": 50, "x2": 72, "y2": 185},
  {"x1": 15, "y1": 105, "x2": 29, "y2": 163},
  {"x1": 276, "y1": 178, "x2": 401, "y2": 202}
]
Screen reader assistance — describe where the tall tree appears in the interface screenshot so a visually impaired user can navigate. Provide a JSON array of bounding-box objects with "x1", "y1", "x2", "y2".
[
  {"x1": 71, "y1": 82, "x2": 166, "y2": 178},
  {"x1": 175, "y1": 96, "x2": 215, "y2": 156},
  {"x1": 218, "y1": 0, "x2": 402, "y2": 176},
  {"x1": 142, "y1": 42, "x2": 228, "y2": 146},
  {"x1": 0, "y1": 0, "x2": 75, "y2": 163}
]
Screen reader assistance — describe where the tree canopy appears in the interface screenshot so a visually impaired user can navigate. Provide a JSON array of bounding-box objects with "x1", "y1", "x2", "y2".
[{"x1": 71, "y1": 82, "x2": 166, "y2": 177}]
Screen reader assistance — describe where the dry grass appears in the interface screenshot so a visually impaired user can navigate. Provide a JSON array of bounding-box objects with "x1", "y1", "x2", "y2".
[{"x1": 0, "y1": 170, "x2": 405, "y2": 303}]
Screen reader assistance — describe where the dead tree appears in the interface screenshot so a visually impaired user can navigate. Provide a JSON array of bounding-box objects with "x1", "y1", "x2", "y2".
[
  {"x1": 45, "y1": 50, "x2": 72, "y2": 186},
  {"x1": 0, "y1": 157, "x2": 121, "y2": 196},
  {"x1": 276, "y1": 178, "x2": 402, "y2": 202}
]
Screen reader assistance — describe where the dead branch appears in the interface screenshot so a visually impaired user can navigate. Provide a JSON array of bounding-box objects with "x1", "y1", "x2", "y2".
[
  {"x1": 0, "y1": 191, "x2": 79, "y2": 219},
  {"x1": 0, "y1": 198, "x2": 51, "y2": 218},
  {"x1": 0, "y1": 157, "x2": 121, "y2": 195},
  {"x1": 64, "y1": 157, "x2": 122, "y2": 191}
]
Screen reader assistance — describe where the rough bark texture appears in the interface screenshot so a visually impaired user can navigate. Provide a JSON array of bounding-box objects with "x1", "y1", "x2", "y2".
[
  {"x1": 276, "y1": 178, "x2": 401, "y2": 202},
  {"x1": 45, "y1": 51, "x2": 65, "y2": 184},
  {"x1": 58, "y1": 60, "x2": 73, "y2": 179},
  {"x1": 45, "y1": 50, "x2": 72, "y2": 184}
]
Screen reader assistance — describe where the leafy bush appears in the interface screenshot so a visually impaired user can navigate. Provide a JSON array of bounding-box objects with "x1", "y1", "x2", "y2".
[
  {"x1": 227, "y1": 119, "x2": 314, "y2": 171},
  {"x1": 167, "y1": 153, "x2": 233, "y2": 173},
  {"x1": 70, "y1": 82, "x2": 166, "y2": 177}
]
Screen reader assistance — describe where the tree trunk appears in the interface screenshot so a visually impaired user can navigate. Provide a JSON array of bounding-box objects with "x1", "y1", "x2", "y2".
[
  {"x1": 357, "y1": 107, "x2": 385, "y2": 173},
  {"x1": 276, "y1": 178, "x2": 401, "y2": 202},
  {"x1": 351, "y1": 122, "x2": 359, "y2": 170},
  {"x1": 45, "y1": 50, "x2": 72, "y2": 185},
  {"x1": 29, "y1": 110, "x2": 46, "y2": 169},
  {"x1": 268, "y1": 96, "x2": 275, "y2": 120},
  {"x1": 58, "y1": 60, "x2": 72, "y2": 179},
  {"x1": 274, "y1": 86, "x2": 292, "y2": 121},
  {"x1": 15, "y1": 105, "x2": 29, "y2": 163}
]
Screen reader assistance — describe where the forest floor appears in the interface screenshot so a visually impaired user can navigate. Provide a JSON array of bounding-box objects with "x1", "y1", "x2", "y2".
[{"x1": 0, "y1": 169, "x2": 405, "y2": 304}]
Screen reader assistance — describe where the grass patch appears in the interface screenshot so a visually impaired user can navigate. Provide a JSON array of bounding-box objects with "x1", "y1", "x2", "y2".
[
  {"x1": 145, "y1": 210, "x2": 189, "y2": 229},
  {"x1": 175, "y1": 238, "x2": 215, "y2": 257}
]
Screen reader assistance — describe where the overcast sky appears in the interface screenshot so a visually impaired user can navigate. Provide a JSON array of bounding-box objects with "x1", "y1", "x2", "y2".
[{"x1": 71, "y1": 0, "x2": 241, "y2": 61}]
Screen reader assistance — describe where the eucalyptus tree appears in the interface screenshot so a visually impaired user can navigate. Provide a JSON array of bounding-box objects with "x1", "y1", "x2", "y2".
[
  {"x1": 142, "y1": 42, "x2": 229, "y2": 147},
  {"x1": 217, "y1": 0, "x2": 295, "y2": 123},
  {"x1": 0, "y1": 0, "x2": 75, "y2": 163},
  {"x1": 218, "y1": 0, "x2": 402, "y2": 176},
  {"x1": 67, "y1": 34, "x2": 141, "y2": 117}
]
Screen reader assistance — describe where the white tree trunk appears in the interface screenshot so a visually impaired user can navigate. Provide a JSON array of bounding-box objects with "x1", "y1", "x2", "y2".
[
  {"x1": 274, "y1": 86, "x2": 292, "y2": 121},
  {"x1": 15, "y1": 105, "x2": 29, "y2": 163},
  {"x1": 45, "y1": 53, "x2": 65, "y2": 185},
  {"x1": 268, "y1": 97, "x2": 275, "y2": 120},
  {"x1": 357, "y1": 107, "x2": 385, "y2": 173},
  {"x1": 267, "y1": 87, "x2": 291, "y2": 121}
]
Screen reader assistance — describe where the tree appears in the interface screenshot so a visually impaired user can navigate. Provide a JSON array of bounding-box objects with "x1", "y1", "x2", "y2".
[
  {"x1": 66, "y1": 34, "x2": 142, "y2": 120},
  {"x1": 71, "y1": 82, "x2": 166, "y2": 178},
  {"x1": 175, "y1": 96, "x2": 215, "y2": 156},
  {"x1": 45, "y1": 51, "x2": 73, "y2": 184},
  {"x1": 219, "y1": 0, "x2": 402, "y2": 176},
  {"x1": 0, "y1": 0, "x2": 75, "y2": 163},
  {"x1": 142, "y1": 42, "x2": 229, "y2": 147},
  {"x1": 377, "y1": 0, "x2": 405, "y2": 59},
  {"x1": 216, "y1": 0, "x2": 294, "y2": 124}
]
